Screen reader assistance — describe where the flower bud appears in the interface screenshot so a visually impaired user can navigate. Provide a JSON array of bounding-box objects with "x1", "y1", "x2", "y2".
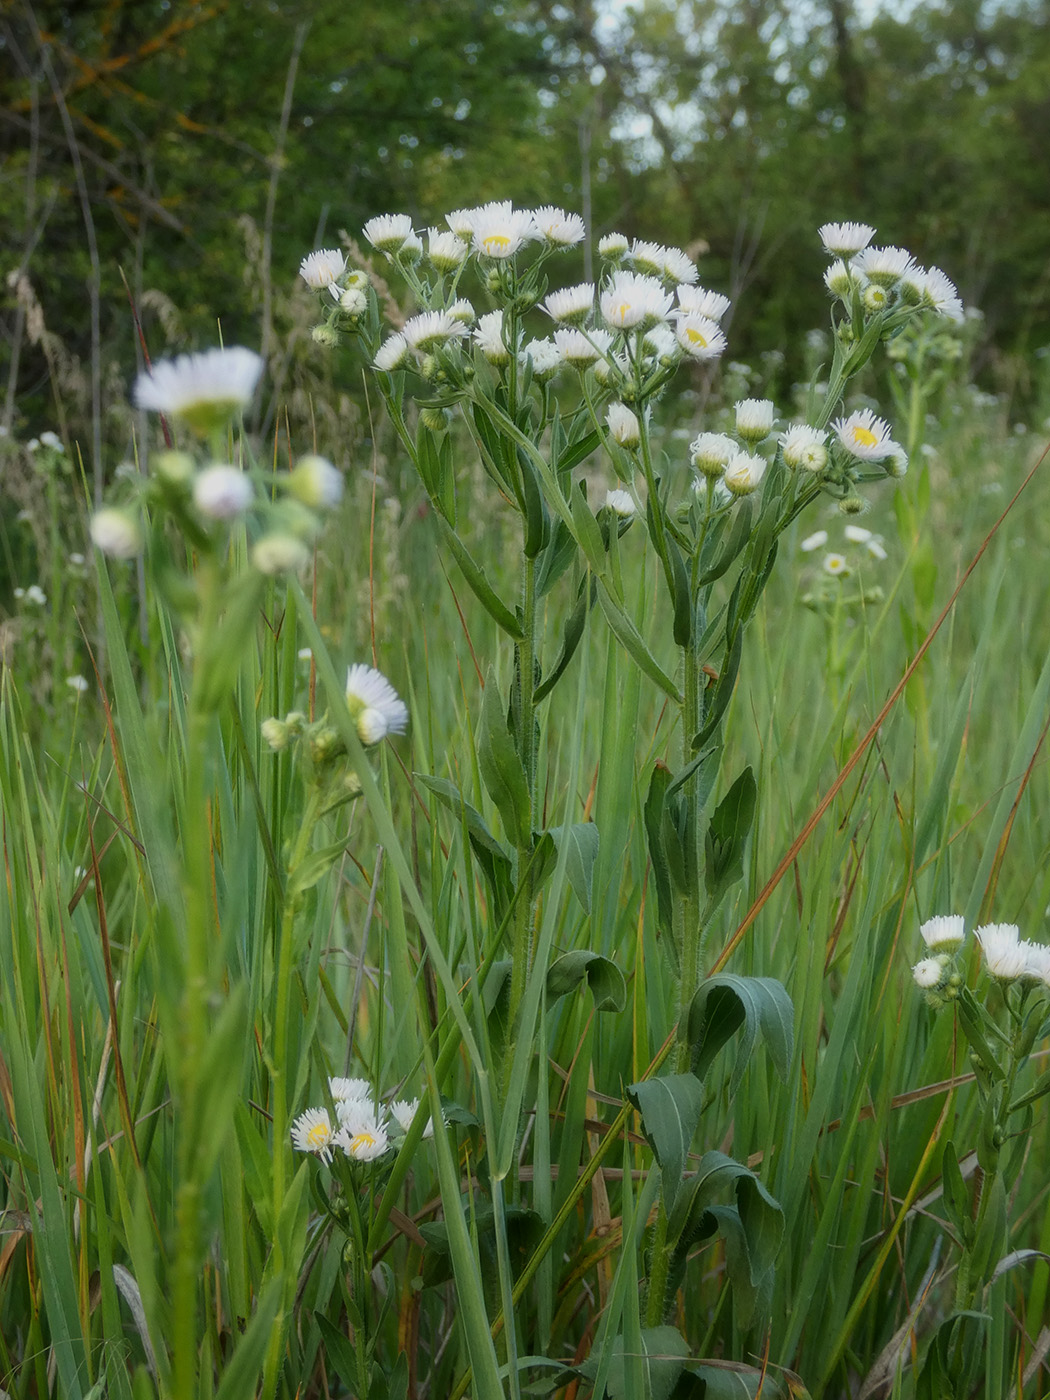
[
  {"x1": 90, "y1": 508, "x2": 143, "y2": 559},
  {"x1": 152, "y1": 450, "x2": 195, "y2": 486},
  {"x1": 288, "y1": 455, "x2": 343, "y2": 509},
  {"x1": 311, "y1": 324, "x2": 342, "y2": 348},
  {"x1": 261, "y1": 717, "x2": 289, "y2": 751},
  {"x1": 252, "y1": 534, "x2": 310, "y2": 575}
]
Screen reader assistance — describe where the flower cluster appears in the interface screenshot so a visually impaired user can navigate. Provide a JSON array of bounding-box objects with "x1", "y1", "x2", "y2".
[
  {"x1": 912, "y1": 914, "x2": 1050, "y2": 1003},
  {"x1": 89, "y1": 348, "x2": 344, "y2": 575},
  {"x1": 819, "y1": 222, "x2": 963, "y2": 323},
  {"x1": 261, "y1": 664, "x2": 407, "y2": 770},
  {"x1": 291, "y1": 1076, "x2": 435, "y2": 1165}
]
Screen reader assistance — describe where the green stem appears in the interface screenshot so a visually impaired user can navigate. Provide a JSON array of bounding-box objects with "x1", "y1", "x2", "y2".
[{"x1": 506, "y1": 553, "x2": 537, "y2": 1090}]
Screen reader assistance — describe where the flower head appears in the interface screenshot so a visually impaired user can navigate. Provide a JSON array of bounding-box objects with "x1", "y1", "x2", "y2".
[
  {"x1": 469, "y1": 201, "x2": 537, "y2": 259},
  {"x1": 543, "y1": 283, "x2": 595, "y2": 325},
  {"x1": 554, "y1": 327, "x2": 612, "y2": 369},
  {"x1": 337, "y1": 1098, "x2": 390, "y2": 1161},
  {"x1": 523, "y1": 337, "x2": 562, "y2": 379},
  {"x1": 604, "y1": 488, "x2": 636, "y2": 517},
  {"x1": 1021, "y1": 940, "x2": 1050, "y2": 985},
  {"x1": 675, "y1": 314, "x2": 727, "y2": 361},
  {"x1": 689, "y1": 432, "x2": 735, "y2": 479},
  {"x1": 852, "y1": 245, "x2": 918, "y2": 289},
  {"x1": 819, "y1": 222, "x2": 876, "y2": 258},
  {"x1": 330, "y1": 1077, "x2": 373, "y2": 1105},
  {"x1": 402, "y1": 311, "x2": 468, "y2": 353},
  {"x1": 912, "y1": 957, "x2": 946, "y2": 990},
  {"x1": 532, "y1": 206, "x2": 585, "y2": 246},
  {"x1": 90, "y1": 508, "x2": 143, "y2": 559},
  {"x1": 597, "y1": 232, "x2": 629, "y2": 259},
  {"x1": 474, "y1": 310, "x2": 511, "y2": 364},
  {"x1": 375, "y1": 332, "x2": 410, "y2": 372},
  {"x1": 724, "y1": 451, "x2": 766, "y2": 497},
  {"x1": 600, "y1": 271, "x2": 673, "y2": 331},
  {"x1": 606, "y1": 402, "x2": 641, "y2": 447},
  {"x1": 134, "y1": 347, "x2": 263, "y2": 434},
  {"x1": 363, "y1": 213, "x2": 417, "y2": 254},
  {"x1": 832, "y1": 408, "x2": 896, "y2": 462},
  {"x1": 299, "y1": 249, "x2": 347, "y2": 289},
  {"x1": 425, "y1": 228, "x2": 469, "y2": 273},
  {"x1": 289, "y1": 455, "x2": 343, "y2": 509},
  {"x1": 976, "y1": 923, "x2": 1027, "y2": 980},
  {"x1": 800, "y1": 529, "x2": 828, "y2": 552},
  {"x1": 735, "y1": 397, "x2": 775, "y2": 444},
  {"x1": 291, "y1": 1107, "x2": 338, "y2": 1164},
  {"x1": 676, "y1": 285, "x2": 731, "y2": 322},
  {"x1": 345, "y1": 664, "x2": 408, "y2": 744},
  {"x1": 193, "y1": 464, "x2": 254, "y2": 520},
  {"x1": 823, "y1": 552, "x2": 849, "y2": 577},
  {"x1": 824, "y1": 260, "x2": 854, "y2": 299},
  {"x1": 389, "y1": 1097, "x2": 435, "y2": 1138},
  {"x1": 920, "y1": 914, "x2": 966, "y2": 951},
  {"x1": 919, "y1": 266, "x2": 965, "y2": 323},
  {"x1": 781, "y1": 424, "x2": 828, "y2": 473},
  {"x1": 66, "y1": 674, "x2": 89, "y2": 694}
]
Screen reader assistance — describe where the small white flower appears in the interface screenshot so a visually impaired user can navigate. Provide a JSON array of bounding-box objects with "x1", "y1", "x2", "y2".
[
  {"x1": 90, "y1": 508, "x2": 142, "y2": 559},
  {"x1": 532, "y1": 206, "x2": 586, "y2": 246},
  {"x1": 66, "y1": 674, "x2": 89, "y2": 693},
  {"x1": 25, "y1": 584, "x2": 46, "y2": 606},
  {"x1": 261, "y1": 717, "x2": 289, "y2": 751},
  {"x1": 330, "y1": 1076, "x2": 374, "y2": 1104},
  {"x1": 39, "y1": 430, "x2": 64, "y2": 452},
  {"x1": 469, "y1": 201, "x2": 537, "y2": 259},
  {"x1": 337, "y1": 1098, "x2": 390, "y2": 1161},
  {"x1": 883, "y1": 444, "x2": 909, "y2": 478},
  {"x1": 346, "y1": 664, "x2": 408, "y2": 744},
  {"x1": 375, "y1": 332, "x2": 411, "y2": 372},
  {"x1": 447, "y1": 298, "x2": 476, "y2": 325},
  {"x1": 291, "y1": 1107, "x2": 338, "y2": 1164},
  {"x1": 819, "y1": 222, "x2": 876, "y2": 258},
  {"x1": 600, "y1": 272, "x2": 673, "y2": 331},
  {"x1": 832, "y1": 408, "x2": 896, "y2": 462},
  {"x1": 852, "y1": 245, "x2": 919, "y2": 288},
  {"x1": 641, "y1": 323, "x2": 678, "y2": 362},
  {"x1": 920, "y1": 914, "x2": 966, "y2": 951},
  {"x1": 800, "y1": 530, "x2": 828, "y2": 552},
  {"x1": 523, "y1": 337, "x2": 562, "y2": 379},
  {"x1": 331, "y1": 285, "x2": 367, "y2": 315},
  {"x1": 193, "y1": 464, "x2": 254, "y2": 520},
  {"x1": 542, "y1": 283, "x2": 595, "y2": 325},
  {"x1": 425, "y1": 227, "x2": 469, "y2": 272},
  {"x1": 604, "y1": 488, "x2": 636, "y2": 517},
  {"x1": 606, "y1": 402, "x2": 640, "y2": 448},
  {"x1": 362, "y1": 213, "x2": 417, "y2": 254},
  {"x1": 289, "y1": 455, "x2": 343, "y2": 509},
  {"x1": 781, "y1": 424, "x2": 828, "y2": 473},
  {"x1": 299, "y1": 248, "x2": 347, "y2": 289},
  {"x1": 389, "y1": 1097, "x2": 435, "y2": 1138},
  {"x1": 134, "y1": 347, "x2": 263, "y2": 431},
  {"x1": 597, "y1": 232, "x2": 629, "y2": 259},
  {"x1": 976, "y1": 923, "x2": 1027, "y2": 980},
  {"x1": 252, "y1": 534, "x2": 310, "y2": 575},
  {"x1": 735, "y1": 397, "x2": 776, "y2": 443},
  {"x1": 823, "y1": 552, "x2": 849, "y2": 576},
  {"x1": 866, "y1": 537, "x2": 889, "y2": 561},
  {"x1": 444, "y1": 207, "x2": 478, "y2": 240},
  {"x1": 69, "y1": 552, "x2": 85, "y2": 566},
  {"x1": 912, "y1": 956, "x2": 946, "y2": 990},
  {"x1": 676, "y1": 285, "x2": 731, "y2": 322},
  {"x1": 659, "y1": 245, "x2": 698, "y2": 285},
  {"x1": 554, "y1": 327, "x2": 612, "y2": 369},
  {"x1": 675, "y1": 314, "x2": 727, "y2": 361},
  {"x1": 473, "y1": 310, "x2": 510, "y2": 364},
  {"x1": 824, "y1": 260, "x2": 855, "y2": 298},
  {"x1": 723, "y1": 451, "x2": 766, "y2": 497},
  {"x1": 1021, "y1": 940, "x2": 1050, "y2": 985},
  {"x1": 402, "y1": 311, "x2": 468, "y2": 353},
  {"x1": 920, "y1": 266, "x2": 965, "y2": 323},
  {"x1": 689, "y1": 432, "x2": 736, "y2": 478}
]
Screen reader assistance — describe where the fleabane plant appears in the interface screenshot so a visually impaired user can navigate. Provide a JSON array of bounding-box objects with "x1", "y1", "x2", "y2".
[{"x1": 300, "y1": 203, "x2": 964, "y2": 1355}]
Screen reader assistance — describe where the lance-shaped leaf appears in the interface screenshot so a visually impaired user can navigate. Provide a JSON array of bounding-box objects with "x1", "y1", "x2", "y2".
[
  {"x1": 547, "y1": 949, "x2": 626, "y2": 1013},
  {"x1": 531, "y1": 821, "x2": 600, "y2": 913},
  {"x1": 416, "y1": 774, "x2": 512, "y2": 914},
  {"x1": 940, "y1": 1139, "x2": 975, "y2": 1248},
  {"x1": 477, "y1": 668, "x2": 531, "y2": 849},
  {"x1": 520, "y1": 450, "x2": 549, "y2": 558},
  {"x1": 696, "y1": 498, "x2": 754, "y2": 586},
  {"x1": 597, "y1": 578, "x2": 683, "y2": 704},
  {"x1": 535, "y1": 517, "x2": 578, "y2": 598},
  {"x1": 685, "y1": 974, "x2": 793, "y2": 1095},
  {"x1": 571, "y1": 480, "x2": 607, "y2": 574},
  {"x1": 644, "y1": 762, "x2": 676, "y2": 954},
  {"x1": 704, "y1": 765, "x2": 757, "y2": 902},
  {"x1": 434, "y1": 516, "x2": 522, "y2": 639},
  {"x1": 627, "y1": 1073, "x2": 705, "y2": 1224},
  {"x1": 576, "y1": 1326, "x2": 690, "y2": 1400},
  {"x1": 535, "y1": 577, "x2": 594, "y2": 702}
]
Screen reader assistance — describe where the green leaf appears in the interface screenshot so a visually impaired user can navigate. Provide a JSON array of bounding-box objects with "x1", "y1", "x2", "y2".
[
  {"x1": 532, "y1": 821, "x2": 600, "y2": 912},
  {"x1": 627, "y1": 1073, "x2": 705, "y2": 1224},
  {"x1": 577, "y1": 1326, "x2": 689, "y2": 1400},
  {"x1": 704, "y1": 766, "x2": 757, "y2": 902},
  {"x1": 969, "y1": 1170, "x2": 1007, "y2": 1288},
  {"x1": 287, "y1": 838, "x2": 350, "y2": 898},
  {"x1": 682, "y1": 1359, "x2": 794, "y2": 1399},
  {"x1": 547, "y1": 950, "x2": 627, "y2": 1013},
  {"x1": 696, "y1": 499, "x2": 754, "y2": 586},
  {"x1": 940, "y1": 1139, "x2": 974, "y2": 1247},
  {"x1": 597, "y1": 579, "x2": 683, "y2": 704},
  {"x1": 212, "y1": 1279, "x2": 282, "y2": 1400},
  {"x1": 477, "y1": 668, "x2": 531, "y2": 849},
  {"x1": 535, "y1": 578, "x2": 593, "y2": 703},
  {"x1": 314, "y1": 1314, "x2": 359, "y2": 1392},
  {"x1": 571, "y1": 479, "x2": 607, "y2": 573},
  {"x1": 520, "y1": 452, "x2": 549, "y2": 558},
  {"x1": 668, "y1": 535, "x2": 693, "y2": 647},
  {"x1": 644, "y1": 763, "x2": 677, "y2": 956},
  {"x1": 685, "y1": 974, "x2": 794, "y2": 1095},
  {"x1": 954, "y1": 987, "x2": 1005, "y2": 1081},
  {"x1": 434, "y1": 516, "x2": 523, "y2": 638},
  {"x1": 535, "y1": 518, "x2": 578, "y2": 598},
  {"x1": 557, "y1": 426, "x2": 602, "y2": 476}
]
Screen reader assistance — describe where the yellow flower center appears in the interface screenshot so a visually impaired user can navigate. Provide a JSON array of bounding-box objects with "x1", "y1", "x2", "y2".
[
  {"x1": 613, "y1": 301, "x2": 631, "y2": 323},
  {"x1": 482, "y1": 234, "x2": 511, "y2": 255},
  {"x1": 306, "y1": 1123, "x2": 331, "y2": 1150},
  {"x1": 686, "y1": 328, "x2": 709, "y2": 347},
  {"x1": 350, "y1": 1131, "x2": 377, "y2": 1156},
  {"x1": 852, "y1": 425, "x2": 879, "y2": 447}
]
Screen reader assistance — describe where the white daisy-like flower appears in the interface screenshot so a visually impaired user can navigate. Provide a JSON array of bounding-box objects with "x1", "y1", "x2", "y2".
[
  {"x1": 134, "y1": 347, "x2": 263, "y2": 432},
  {"x1": 39, "y1": 430, "x2": 64, "y2": 452},
  {"x1": 389, "y1": 1097, "x2": 435, "y2": 1138},
  {"x1": 781, "y1": 424, "x2": 828, "y2": 473},
  {"x1": 90, "y1": 508, "x2": 142, "y2": 559},
  {"x1": 689, "y1": 431, "x2": 736, "y2": 478},
  {"x1": 919, "y1": 915, "x2": 966, "y2": 951},
  {"x1": 660, "y1": 245, "x2": 698, "y2": 285},
  {"x1": 532, "y1": 206, "x2": 586, "y2": 246},
  {"x1": 852, "y1": 245, "x2": 918, "y2": 288},
  {"x1": 331, "y1": 285, "x2": 368, "y2": 315},
  {"x1": 976, "y1": 923, "x2": 1027, "y2": 980},
  {"x1": 823, "y1": 552, "x2": 850, "y2": 576},
  {"x1": 912, "y1": 956, "x2": 946, "y2": 990},
  {"x1": 843, "y1": 525, "x2": 873, "y2": 544},
  {"x1": 66, "y1": 674, "x2": 89, "y2": 693},
  {"x1": 1021, "y1": 940, "x2": 1050, "y2": 985},
  {"x1": 824, "y1": 260, "x2": 854, "y2": 299},
  {"x1": 402, "y1": 311, "x2": 468, "y2": 353},
  {"x1": 447, "y1": 298, "x2": 476, "y2": 325},
  {"x1": 597, "y1": 232, "x2": 629, "y2": 259},
  {"x1": 362, "y1": 213, "x2": 417, "y2": 254},
  {"x1": 818, "y1": 222, "x2": 876, "y2": 258},
  {"x1": 592, "y1": 347, "x2": 630, "y2": 387},
  {"x1": 299, "y1": 248, "x2": 347, "y2": 289},
  {"x1": 920, "y1": 266, "x2": 965, "y2": 323},
  {"x1": 470, "y1": 201, "x2": 537, "y2": 259},
  {"x1": 800, "y1": 530, "x2": 828, "y2": 552},
  {"x1": 523, "y1": 337, "x2": 562, "y2": 379},
  {"x1": 543, "y1": 283, "x2": 595, "y2": 325},
  {"x1": 291, "y1": 1107, "x2": 338, "y2": 1164},
  {"x1": 883, "y1": 444, "x2": 909, "y2": 478},
  {"x1": 474, "y1": 310, "x2": 510, "y2": 364},
  {"x1": 24, "y1": 584, "x2": 46, "y2": 605},
  {"x1": 723, "y1": 451, "x2": 766, "y2": 497},
  {"x1": 606, "y1": 402, "x2": 640, "y2": 447},
  {"x1": 675, "y1": 314, "x2": 727, "y2": 361},
  {"x1": 444, "y1": 207, "x2": 477, "y2": 239},
  {"x1": 425, "y1": 228, "x2": 469, "y2": 272},
  {"x1": 676, "y1": 285, "x2": 731, "y2": 322},
  {"x1": 193, "y1": 464, "x2": 254, "y2": 520},
  {"x1": 832, "y1": 408, "x2": 895, "y2": 461},
  {"x1": 345, "y1": 663, "x2": 409, "y2": 744},
  {"x1": 866, "y1": 537, "x2": 889, "y2": 560},
  {"x1": 554, "y1": 327, "x2": 612, "y2": 369},
  {"x1": 600, "y1": 272, "x2": 673, "y2": 331},
  {"x1": 330, "y1": 1076, "x2": 374, "y2": 1104},
  {"x1": 735, "y1": 397, "x2": 775, "y2": 443},
  {"x1": 337, "y1": 1098, "x2": 390, "y2": 1161},
  {"x1": 375, "y1": 332, "x2": 410, "y2": 373},
  {"x1": 628, "y1": 239, "x2": 669, "y2": 277},
  {"x1": 604, "y1": 488, "x2": 636, "y2": 517},
  {"x1": 289, "y1": 454, "x2": 343, "y2": 509},
  {"x1": 641, "y1": 323, "x2": 679, "y2": 363}
]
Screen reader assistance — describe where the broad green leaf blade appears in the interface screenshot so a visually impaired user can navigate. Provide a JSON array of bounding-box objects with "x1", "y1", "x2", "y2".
[
  {"x1": 685, "y1": 974, "x2": 794, "y2": 1095},
  {"x1": 547, "y1": 950, "x2": 627, "y2": 1013},
  {"x1": 627, "y1": 1073, "x2": 705, "y2": 1223}
]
